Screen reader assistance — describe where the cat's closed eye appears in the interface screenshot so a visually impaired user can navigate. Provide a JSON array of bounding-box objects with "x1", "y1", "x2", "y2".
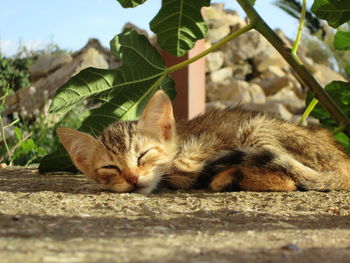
[
  {"x1": 137, "y1": 148, "x2": 158, "y2": 166},
  {"x1": 100, "y1": 165, "x2": 121, "y2": 173}
]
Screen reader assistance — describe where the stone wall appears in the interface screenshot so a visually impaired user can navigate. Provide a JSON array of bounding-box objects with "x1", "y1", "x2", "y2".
[{"x1": 203, "y1": 4, "x2": 346, "y2": 124}]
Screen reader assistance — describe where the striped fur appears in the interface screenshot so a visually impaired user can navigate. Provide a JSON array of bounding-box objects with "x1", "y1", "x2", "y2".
[{"x1": 57, "y1": 91, "x2": 350, "y2": 193}]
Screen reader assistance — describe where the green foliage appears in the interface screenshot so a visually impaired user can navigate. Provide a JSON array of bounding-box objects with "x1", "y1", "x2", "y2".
[
  {"x1": 150, "y1": 0, "x2": 210, "y2": 56},
  {"x1": 117, "y1": 0, "x2": 147, "y2": 8},
  {"x1": 0, "y1": 42, "x2": 66, "y2": 98},
  {"x1": 307, "y1": 0, "x2": 350, "y2": 151},
  {"x1": 0, "y1": 45, "x2": 74, "y2": 166},
  {"x1": 307, "y1": 81, "x2": 350, "y2": 125},
  {"x1": 0, "y1": 56, "x2": 35, "y2": 97},
  {"x1": 248, "y1": 0, "x2": 256, "y2": 5},
  {"x1": 311, "y1": 0, "x2": 350, "y2": 28},
  {"x1": 307, "y1": 81, "x2": 350, "y2": 152},
  {"x1": 346, "y1": 65, "x2": 350, "y2": 77},
  {"x1": 334, "y1": 132, "x2": 350, "y2": 153},
  {"x1": 0, "y1": 102, "x2": 84, "y2": 166},
  {"x1": 39, "y1": 29, "x2": 176, "y2": 172},
  {"x1": 49, "y1": 29, "x2": 174, "y2": 114},
  {"x1": 334, "y1": 31, "x2": 350, "y2": 50}
]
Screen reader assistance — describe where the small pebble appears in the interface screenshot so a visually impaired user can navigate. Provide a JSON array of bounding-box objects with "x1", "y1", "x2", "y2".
[{"x1": 281, "y1": 243, "x2": 301, "y2": 252}]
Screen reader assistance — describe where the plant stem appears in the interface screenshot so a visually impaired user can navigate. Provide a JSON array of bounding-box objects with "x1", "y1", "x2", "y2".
[
  {"x1": 0, "y1": 132, "x2": 33, "y2": 164},
  {"x1": 299, "y1": 98, "x2": 318, "y2": 125},
  {"x1": 0, "y1": 88, "x2": 11, "y2": 163},
  {"x1": 292, "y1": 0, "x2": 306, "y2": 65},
  {"x1": 167, "y1": 24, "x2": 254, "y2": 74},
  {"x1": 294, "y1": 0, "x2": 318, "y2": 125},
  {"x1": 236, "y1": 0, "x2": 350, "y2": 137},
  {"x1": 0, "y1": 114, "x2": 11, "y2": 163}
]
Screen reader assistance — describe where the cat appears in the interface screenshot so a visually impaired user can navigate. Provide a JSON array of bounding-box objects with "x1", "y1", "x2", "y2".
[{"x1": 57, "y1": 90, "x2": 350, "y2": 194}]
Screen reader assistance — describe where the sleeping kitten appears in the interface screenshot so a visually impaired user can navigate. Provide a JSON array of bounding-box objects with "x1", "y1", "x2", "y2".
[{"x1": 57, "y1": 90, "x2": 350, "y2": 193}]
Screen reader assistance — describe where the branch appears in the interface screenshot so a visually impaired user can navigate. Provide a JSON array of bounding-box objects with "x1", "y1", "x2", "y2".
[
  {"x1": 236, "y1": 0, "x2": 350, "y2": 137},
  {"x1": 167, "y1": 24, "x2": 253, "y2": 73}
]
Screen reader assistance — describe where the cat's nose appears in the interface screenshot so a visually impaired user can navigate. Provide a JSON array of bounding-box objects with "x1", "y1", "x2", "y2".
[{"x1": 125, "y1": 174, "x2": 138, "y2": 185}]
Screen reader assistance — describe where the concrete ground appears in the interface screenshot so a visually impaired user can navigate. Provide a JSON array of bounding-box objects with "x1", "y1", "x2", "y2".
[{"x1": 0, "y1": 167, "x2": 349, "y2": 263}]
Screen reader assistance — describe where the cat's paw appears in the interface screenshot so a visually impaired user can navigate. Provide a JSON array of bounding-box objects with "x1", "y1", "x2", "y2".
[
  {"x1": 209, "y1": 167, "x2": 241, "y2": 192},
  {"x1": 166, "y1": 172, "x2": 197, "y2": 189}
]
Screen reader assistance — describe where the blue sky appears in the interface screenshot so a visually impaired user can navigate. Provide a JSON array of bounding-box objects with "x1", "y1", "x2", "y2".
[{"x1": 0, "y1": 0, "x2": 307, "y2": 56}]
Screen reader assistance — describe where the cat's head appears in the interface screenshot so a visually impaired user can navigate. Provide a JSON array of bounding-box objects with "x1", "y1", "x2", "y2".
[{"x1": 57, "y1": 90, "x2": 178, "y2": 193}]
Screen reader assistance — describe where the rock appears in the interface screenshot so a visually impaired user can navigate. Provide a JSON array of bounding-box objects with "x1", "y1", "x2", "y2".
[
  {"x1": 206, "y1": 51, "x2": 225, "y2": 72},
  {"x1": 254, "y1": 47, "x2": 289, "y2": 72},
  {"x1": 258, "y1": 76, "x2": 292, "y2": 96},
  {"x1": 222, "y1": 31, "x2": 270, "y2": 61},
  {"x1": 5, "y1": 45, "x2": 110, "y2": 117},
  {"x1": 262, "y1": 65, "x2": 286, "y2": 78},
  {"x1": 242, "y1": 102, "x2": 293, "y2": 121},
  {"x1": 122, "y1": 22, "x2": 150, "y2": 38},
  {"x1": 73, "y1": 47, "x2": 109, "y2": 75},
  {"x1": 311, "y1": 63, "x2": 347, "y2": 87},
  {"x1": 285, "y1": 73, "x2": 305, "y2": 99},
  {"x1": 205, "y1": 101, "x2": 229, "y2": 111},
  {"x1": 227, "y1": 83, "x2": 252, "y2": 105},
  {"x1": 267, "y1": 88, "x2": 306, "y2": 114},
  {"x1": 207, "y1": 80, "x2": 265, "y2": 105},
  {"x1": 231, "y1": 62, "x2": 253, "y2": 80},
  {"x1": 210, "y1": 67, "x2": 233, "y2": 84},
  {"x1": 249, "y1": 83, "x2": 266, "y2": 104},
  {"x1": 29, "y1": 53, "x2": 72, "y2": 80},
  {"x1": 204, "y1": 4, "x2": 246, "y2": 43},
  {"x1": 207, "y1": 25, "x2": 230, "y2": 44}
]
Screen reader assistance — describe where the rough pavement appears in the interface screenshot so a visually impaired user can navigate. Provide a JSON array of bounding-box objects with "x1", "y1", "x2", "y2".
[{"x1": 0, "y1": 167, "x2": 349, "y2": 263}]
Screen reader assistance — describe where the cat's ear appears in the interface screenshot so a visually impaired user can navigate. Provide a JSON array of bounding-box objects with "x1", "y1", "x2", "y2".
[
  {"x1": 56, "y1": 127, "x2": 100, "y2": 175},
  {"x1": 138, "y1": 90, "x2": 176, "y2": 140}
]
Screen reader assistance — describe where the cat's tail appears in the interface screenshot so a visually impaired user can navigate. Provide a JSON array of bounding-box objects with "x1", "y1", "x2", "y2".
[{"x1": 199, "y1": 148, "x2": 350, "y2": 191}]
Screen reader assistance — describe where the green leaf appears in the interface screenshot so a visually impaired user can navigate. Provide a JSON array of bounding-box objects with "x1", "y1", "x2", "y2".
[
  {"x1": 117, "y1": 0, "x2": 147, "y2": 8},
  {"x1": 19, "y1": 139, "x2": 36, "y2": 154},
  {"x1": 150, "y1": 0, "x2": 210, "y2": 56},
  {"x1": 39, "y1": 29, "x2": 176, "y2": 173},
  {"x1": 12, "y1": 139, "x2": 36, "y2": 161},
  {"x1": 39, "y1": 78, "x2": 175, "y2": 173},
  {"x1": 49, "y1": 29, "x2": 169, "y2": 114},
  {"x1": 346, "y1": 64, "x2": 350, "y2": 77},
  {"x1": 334, "y1": 30, "x2": 350, "y2": 50},
  {"x1": 39, "y1": 145, "x2": 78, "y2": 173},
  {"x1": 79, "y1": 74, "x2": 176, "y2": 135},
  {"x1": 307, "y1": 81, "x2": 350, "y2": 152},
  {"x1": 248, "y1": 0, "x2": 256, "y2": 5},
  {"x1": 307, "y1": 80, "x2": 350, "y2": 126},
  {"x1": 334, "y1": 132, "x2": 350, "y2": 154},
  {"x1": 14, "y1": 127, "x2": 22, "y2": 141},
  {"x1": 311, "y1": 0, "x2": 350, "y2": 28}
]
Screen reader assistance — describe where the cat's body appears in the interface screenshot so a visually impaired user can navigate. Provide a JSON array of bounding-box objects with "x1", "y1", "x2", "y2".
[{"x1": 57, "y1": 91, "x2": 350, "y2": 193}]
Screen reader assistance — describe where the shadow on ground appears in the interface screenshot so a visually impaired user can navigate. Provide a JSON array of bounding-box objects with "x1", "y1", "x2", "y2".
[{"x1": 0, "y1": 167, "x2": 349, "y2": 263}]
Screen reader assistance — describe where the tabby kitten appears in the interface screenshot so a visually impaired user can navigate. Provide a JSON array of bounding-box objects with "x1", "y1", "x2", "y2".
[{"x1": 57, "y1": 90, "x2": 350, "y2": 193}]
